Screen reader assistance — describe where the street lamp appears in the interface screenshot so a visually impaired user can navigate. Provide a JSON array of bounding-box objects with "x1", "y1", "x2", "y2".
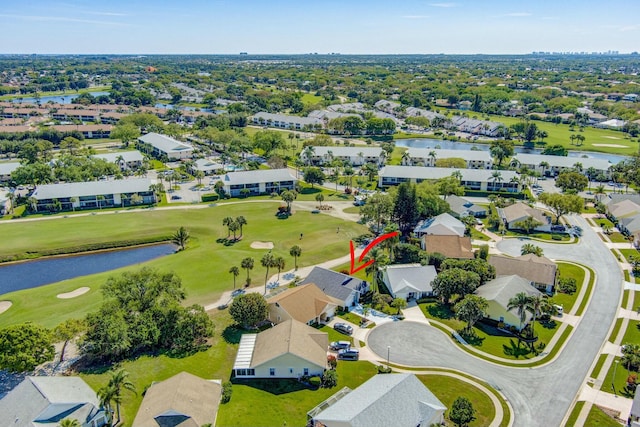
[
  {"x1": 387, "y1": 346, "x2": 390, "y2": 369},
  {"x1": 613, "y1": 360, "x2": 619, "y2": 395}
]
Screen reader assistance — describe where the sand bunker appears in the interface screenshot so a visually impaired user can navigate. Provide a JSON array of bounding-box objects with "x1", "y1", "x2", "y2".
[
  {"x1": 603, "y1": 136, "x2": 621, "y2": 140},
  {"x1": 0, "y1": 301, "x2": 12, "y2": 314},
  {"x1": 592, "y1": 143, "x2": 627, "y2": 148},
  {"x1": 250, "y1": 241, "x2": 274, "y2": 249},
  {"x1": 57, "y1": 287, "x2": 90, "y2": 299}
]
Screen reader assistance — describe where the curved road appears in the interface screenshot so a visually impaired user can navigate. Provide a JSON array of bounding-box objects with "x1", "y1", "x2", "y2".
[{"x1": 368, "y1": 215, "x2": 622, "y2": 427}]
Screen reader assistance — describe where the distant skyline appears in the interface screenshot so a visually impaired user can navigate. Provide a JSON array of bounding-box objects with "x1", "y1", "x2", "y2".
[{"x1": 2, "y1": 0, "x2": 639, "y2": 54}]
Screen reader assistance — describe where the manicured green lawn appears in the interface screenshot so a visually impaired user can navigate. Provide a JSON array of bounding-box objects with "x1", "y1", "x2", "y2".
[
  {"x1": 418, "y1": 374, "x2": 495, "y2": 427},
  {"x1": 503, "y1": 231, "x2": 571, "y2": 242},
  {"x1": 591, "y1": 354, "x2": 608, "y2": 379},
  {"x1": 565, "y1": 401, "x2": 585, "y2": 427},
  {"x1": 584, "y1": 405, "x2": 622, "y2": 427},
  {"x1": 300, "y1": 93, "x2": 323, "y2": 105},
  {"x1": 609, "y1": 232, "x2": 630, "y2": 243},
  {"x1": 621, "y1": 320, "x2": 640, "y2": 347},
  {"x1": 0, "y1": 203, "x2": 368, "y2": 328},
  {"x1": 597, "y1": 218, "x2": 616, "y2": 229},
  {"x1": 620, "y1": 248, "x2": 640, "y2": 264},
  {"x1": 390, "y1": 146, "x2": 408, "y2": 165},
  {"x1": 343, "y1": 206, "x2": 361, "y2": 214},
  {"x1": 337, "y1": 311, "x2": 369, "y2": 327},
  {"x1": 603, "y1": 356, "x2": 636, "y2": 398},
  {"x1": 319, "y1": 324, "x2": 354, "y2": 345},
  {"x1": 552, "y1": 262, "x2": 586, "y2": 314},
  {"x1": 216, "y1": 361, "x2": 378, "y2": 427},
  {"x1": 609, "y1": 318, "x2": 624, "y2": 343},
  {"x1": 470, "y1": 228, "x2": 490, "y2": 241},
  {"x1": 331, "y1": 261, "x2": 370, "y2": 282}
]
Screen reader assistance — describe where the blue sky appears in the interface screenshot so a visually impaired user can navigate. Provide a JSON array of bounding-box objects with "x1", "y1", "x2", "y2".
[{"x1": 2, "y1": 0, "x2": 639, "y2": 54}]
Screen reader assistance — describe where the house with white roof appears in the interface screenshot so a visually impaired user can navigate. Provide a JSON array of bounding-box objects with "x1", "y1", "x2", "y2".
[
  {"x1": 0, "y1": 161, "x2": 20, "y2": 183},
  {"x1": 31, "y1": 178, "x2": 156, "y2": 212},
  {"x1": 92, "y1": 150, "x2": 144, "y2": 171},
  {"x1": 381, "y1": 264, "x2": 438, "y2": 301},
  {"x1": 251, "y1": 112, "x2": 322, "y2": 131},
  {"x1": 512, "y1": 153, "x2": 612, "y2": 178},
  {"x1": 379, "y1": 166, "x2": 521, "y2": 193},
  {"x1": 232, "y1": 319, "x2": 328, "y2": 379},
  {"x1": 137, "y1": 132, "x2": 194, "y2": 160},
  {"x1": 216, "y1": 168, "x2": 296, "y2": 197},
  {"x1": 475, "y1": 275, "x2": 543, "y2": 330},
  {"x1": 403, "y1": 148, "x2": 493, "y2": 169},
  {"x1": 413, "y1": 212, "x2": 466, "y2": 237},
  {"x1": 0, "y1": 376, "x2": 108, "y2": 427},
  {"x1": 301, "y1": 146, "x2": 385, "y2": 167},
  {"x1": 309, "y1": 373, "x2": 446, "y2": 427},
  {"x1": 190, "y1": 158, "x2": 225, "y2": 176}
]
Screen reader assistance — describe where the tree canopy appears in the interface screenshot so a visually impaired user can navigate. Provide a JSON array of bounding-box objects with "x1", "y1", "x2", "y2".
[
  {"x1": 229, "y1": 293, "x2": 268, "y2": 329},
  {"x1": 538, "y1": 193, "x2": 583, "y2": 224},
  {"x1": 0, "y1": 323, "x2": 54, "y2": 372}
]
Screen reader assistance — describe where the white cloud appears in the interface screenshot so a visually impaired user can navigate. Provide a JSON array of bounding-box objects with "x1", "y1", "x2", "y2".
[
  {"x1": 619, "y1": 25, "x2": 639, "y2": 32},
  {"x1": 0, "y1": 13, "x2": 127, "y2": 26},
  {"x1": 82, "y1": 11, "x2": 129, "y2": 17},
  {"x1": 402, "y1": 15, "x2": 430, "y2": 19},
  {"x1": 429, "y1": 3, "x2": 457, "y2": 7},
  {"x1": 542, "y1": 16, "x2": 559, "y2": 20},
  {"x1": 503, "y1": 12, "x2": 532, "y2": 17}
]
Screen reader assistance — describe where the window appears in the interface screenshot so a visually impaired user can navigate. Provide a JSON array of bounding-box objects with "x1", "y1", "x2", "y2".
[
  {"x1": 270, "y1": 368, "x2": 275, "y2": 376},
  {"x1": 289, "y1": 368, "x2": 293, "y2": 374},
  {"x1": 304, "y1": 368, "x2": 309, "y2": 376}
]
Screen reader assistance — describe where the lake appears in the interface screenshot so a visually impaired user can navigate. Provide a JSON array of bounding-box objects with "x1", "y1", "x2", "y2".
[
  {"x1": 10, "y1": 91, "x2": 111, "y2": 105},
  {"x1": 395, "y1": 138, "x2": 628, "y2": 164},
  {"x1": 0, "y1": 243, "x2": 176, "y2": 296}
]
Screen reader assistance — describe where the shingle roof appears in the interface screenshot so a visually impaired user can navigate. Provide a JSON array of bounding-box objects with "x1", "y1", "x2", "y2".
[
  {"x1": 250, "y1": 319, "x2": 328, "y2": 369},
  {"x1": 268, "y1": 283, "x2": 341, "y2": 324},
  {"x1": 620, "y1": 214, "x2": 640, "y2": 233},
  {"x1": 499, "y1": 202, "x2": 547, "y2": 224},
  {"x1": 423, "y1": 235, "x2": 475, "y2": 259},
  {"x1": 414, "y1": 212, "x2": 466, "y2": 236},
  {"x1": 609, "y1": 199, "x2": 640, "y2": 219},
  {"x1": 300, "y1": 267, "x2": 368, "y2": 302},
  {"x1": 446, "y1": 195, "x2": 487, "y2": 217},
  {"x1": 221, "y1": 168, "x2": 295, "y2": 186},
  {"x1": 139, "y1": 132, "x2": 193, "y2": 154},
  {"x1": 489, "y1": 254, "x2": 557, "y2": 286},
  {"x1": 476, "y1": 275, "x2": 542, "y2": 318},
  {"x1": 312, "y1": 373, "x2": 446, "y2": 427},
  {"x1": 33, "y1": 178, "x2": 153, "y2": 200},
  {"x1": 379, "y1": 166, "x2": 519, "y2": 182},
  {"x1": 132, "y1": 372, "x2": 222, "y2": 427},
  {"x1": 383, "y1": 264, "x2": 438, "y2": 296}
]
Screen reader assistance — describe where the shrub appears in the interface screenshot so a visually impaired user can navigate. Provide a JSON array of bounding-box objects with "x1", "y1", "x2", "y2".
[
  {"x1": 377, "y1": 365, "x2": 392, "y2": 374},
  {"x1": 221, "y1": 381, "x2": 233, "y2": 403},
  {"x1": 557, "y1": 277, "x2": 577, "y2": 294},
  {"x1": 322, "y1": 369, "x2": 338, "y2": 388},
  {"x1": 551, "y1": 234, "x2": 562, "y2": 241},
  {"x1": 327, "y1": 355, "x2": 337, "y2": 369},
  {"x1": 309, "y1": 376, "x2": 322, "y2": 388}
]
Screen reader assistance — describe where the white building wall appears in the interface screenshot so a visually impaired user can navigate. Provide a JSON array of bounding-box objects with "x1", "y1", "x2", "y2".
[{"x1": 254, "y1": 353, "x2": 325, "y2": 378}]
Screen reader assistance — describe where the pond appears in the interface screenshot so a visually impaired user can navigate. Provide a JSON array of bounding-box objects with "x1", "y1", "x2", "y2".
[
  {"x1": 395, "y1": 138, "x2": 629, "y2": 164},
  {"x1": 0, "y1": 243, "x2": 176, "y2": 296},
  {"x1": 10, "y1": 91, "x2": 111, "y2": 105}
]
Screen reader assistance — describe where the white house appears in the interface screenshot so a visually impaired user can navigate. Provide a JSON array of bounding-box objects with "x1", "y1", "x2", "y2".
[
  {"x1": 232, "y1": 319, "x2": 328, "y2": 379},
  {"x1": 446, "y1": 194, "x2": 487, "y2": 218},
  {"x1": 251, "y1": 112, "x2": 322, "y2": 130},
  {"x1": 0, "y1": 376, "x2": 108, "y2": 427},
  {"x1": 381, "y1": 264, "x2": 438, "y2": 301},
  {"x1": 497, "y1": 202, "x2": 548, "y2": 231},
  {"x1": 217, "y1": 168, "x2": 296, "y2": 197},
  {"x1": 190, "y1": 158, "x2": 225, "y2": 176},
  {"x1": 309, "y1": 373, "x2": 446, "y2": 427},
  {"x1": 92, "y1": 150, "x2": 144, "y2": 171},
  {"x1": 512, "y1": 153, "x2": 612, "y2": 178},
  {"x1": 413, "y1": 212, "x2": 466, "y2": 237},
  {"x1": 301, "y1": 146, "x2": 385, "y2": 167},
  {"x1": 137, "y1": 132, "x2": 194, "y2": 160},
  {"x1": 475, "y1": 275, "x2": 543, "y2": 330},
  {"x1": 0, "y1": 161, "x2": 20, "y2": 183},
  {"x1": 31, "y1": 178, "x2": 156, "y2": 212},
  {"x1": 403, "y1": 148, "x2": 493, "y2": 169},
  {"x1": 299, "y1": 266, "x2": 369, "y2": 309}
]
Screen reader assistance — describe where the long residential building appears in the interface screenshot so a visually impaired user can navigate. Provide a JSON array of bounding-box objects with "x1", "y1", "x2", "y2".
[
  {"x1": 92, "y1": 150, "x2": 144, "y2": 170},
  {"x1": 512, "y1": 153, "x2": 613, "y2": 177},
  {"x1": 379, "y1": 166, "x2": 521, "y2": 192},
  {"x1": 216, "y1": 168, "x2": 296, "y2": 197},
  {"x1": 402, "y1": 147, "x2": 493, "y2": 169},
  {"x1": 137, "y1": 132, "x2": 194, "y2": 160},
  {"x1": 0, "y1": 162, "x2": 20, "y2": 183},
  {"x1": 31, "y1": 178, "x2": 156, "y2": 212},
  {"x1": 251, "y1": 112, "x2": 322, "y2": 130},
  {"x1": 301, "y1": 146, "x2": 384, "y2": 167}
]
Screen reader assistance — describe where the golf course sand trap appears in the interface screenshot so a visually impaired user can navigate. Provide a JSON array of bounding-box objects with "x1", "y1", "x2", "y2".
[
  {"x1": 0, "y1": 301, "x2": 12, "y2": 314},
  {"x1": 250, "y1": 241, "x2": 274, "y2": 249},
  {"x1": 57, "y1": 287, "x2": 90, "y2": 299},
  {"x1": 593, "y1": 143, "x2": 626, "y2": 148},
  {"x1": 603, "y1": 136, "x2": 621, "y2": 140}
]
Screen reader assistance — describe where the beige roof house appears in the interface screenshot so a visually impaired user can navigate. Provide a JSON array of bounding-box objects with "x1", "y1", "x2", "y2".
[
  {"x1": 423, "y1": 235, "x2": 474, "y2": 259},
  {"x1": 498, "y1": 202, "x2": 547, "y2": 229},
  {"x1": 475, "y1": 275, "x2": 542, "y2": 329},
  {"x1": 132, "y1": 372, "x2": 222, "y2": 427},
  {"x1": 268, "y1": 283, "x2": 342, "y2": 325},
  {"x1": 489, "y1": 254, "x2": 557, "y2": 292},
  {"x1": 608, "y1": 199, "x2": 640, "y2": 220},
  {"x1": 232, "y1": 319, "x2": 328, "y2": 378}
]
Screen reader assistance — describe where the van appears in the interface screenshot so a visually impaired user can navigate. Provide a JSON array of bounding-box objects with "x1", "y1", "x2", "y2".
[
  {"x1": 554, "y1": 304, "x2": 563, "y2": 316},
  {"x1": 338, "y1": 349, "x2": 359, "y2": 361}
]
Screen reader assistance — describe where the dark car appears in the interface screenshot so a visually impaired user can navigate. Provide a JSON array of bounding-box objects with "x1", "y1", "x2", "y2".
[
  {"x1": 337, "y1": 349, "x2": 359, "y2": 360},
  {"x1": 171, "y1": 195, "x2": 182, "y2": 200},
  {"x1": 231, "y1": 289, "x2": 245, "y2": 297},
  {"x1": 329, "y1": 341, "x2": 351, "y2": 351},
  {"x1": 333, "y1": 323, "x2": 354, "y2": 335}
]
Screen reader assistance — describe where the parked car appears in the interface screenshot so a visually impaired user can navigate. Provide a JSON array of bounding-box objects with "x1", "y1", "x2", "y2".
[
  {"x1": 231, "y1": 289, "x2": 245, "y2": 297},
  {"x1": 551, "y1": 225, "x2": 565, "y2": 232},
  {"x1": 337, "y1": 348, "x2": 359, "y2": 361},
  {"x1": 333, "y1": 323, "x2": 354, "y2": 335},
  {"x1": 171, "y1": 195, "x2": 182, "y2": 200},
  {"x1": 329, "y1": 341, "x2": 351, "y2": 351}
]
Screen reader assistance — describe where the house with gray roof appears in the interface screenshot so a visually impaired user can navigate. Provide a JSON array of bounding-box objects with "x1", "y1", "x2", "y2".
[
  {"x1": 301, "y1": 146, "x2": 384, "y2": 167},
  {"x1": 403, "y1": 147, "x2": 492, "y2": 169},
  {"x1": 251, "y1": 112, "x2": 322, "y2": 131},
  {"x1": 630, "y1": 387, "x2": 640, "y2": 427},
  {"x1": 0, "y1": 161, "x2": 20, "y2": 183},
  {"x1": 381, "y1": 264, "x2": 438, "y2": 301},
  {"x1": 446, "y1": 194, "x2": 487, "y2": 218},
  {"x1": 413, "y1": 212, "x2": 466, "y2": 237},
  {"x1": 0, "y1": 376, "x2": 107, "y2": 427},
  {"x1": 138, "y1": 133, "x2": 194, "y2": 160},
  {"x1": 300, "y1": 266, "x2": 369, "y2": 308},
  {"x1": 379, "y1": 166, "x2": 521, "y2": 193},
  {"x1": 309, "y1": 373, "x2": 446, "y2": 427},
  {"x1": 232, "y1": 319, "x2": 328, "y2": 379},
  {"x1": 32, "y1": 178, "x2": 156, "y2": 212},
  {"x1": 215, "y1": 168, "x2": 296, "y2": 197},
  {"x1": 475, "y1": 275, "x2": 543, "y2": 330},
  {"x1": 190, "y1": 158, "x2": 224, "y2": 176},
  {"x1": 497, "y1": 202, "x2": 548, "y2": 231},
  {"x1": 92, "y1": 150, "x2": 144, "y2": 171}
]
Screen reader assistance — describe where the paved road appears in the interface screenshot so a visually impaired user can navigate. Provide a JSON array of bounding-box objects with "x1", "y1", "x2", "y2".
[{"x1": 368, "y1": 214, "x2": 622, "y2": 427}]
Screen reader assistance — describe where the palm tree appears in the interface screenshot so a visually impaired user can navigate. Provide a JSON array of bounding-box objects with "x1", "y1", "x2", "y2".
[
  {"x1": 594, "y1": 184, "x2": 606, "y2": 202},
  {"x1": 97, "y1": 385, "x2": 116, "y2": 425},
  {"x1": 315, "y1": 193, "x2": 324, "y2": 208},
  {"x1": 289, "y1": 245, "x2": 302, "y2": 270},
  {"x1": 261, "y1": 252, "x2": 276, "y2": 294},
  {"x1": 490, "y1": 171, "x2": 503, "y2": 191},
  {"x1": 507, "y1": 292, "x2": 531, "y2": 332},
  {"x1": 5, "y1": 191, "x2": 15, "y2": 214},
  {"x1": 363, "y1": 247, "x2": 389, "y2": 293},
  {"x1": 222, "y1": 216, "x2": 234, "y2": 237},
  {"x1": 526, "y1": 294, "x2": 548, "y2": 340},
  {"x1": 303, "y1": 146, "x2": 315, "y2": 166},
  {"x1": 275, "y1": 256, "x2": 285, "y2": 280},
  {"x1": 107, "y1": 369, "x2": 136, "y2": 425},
  {"x1": 428, "y1": 150, "x2": 437, "y2": 166},
  {"x1": 451, "y1": 170, "x2": 463, "y2": 182},
  {"x1": 96, "y1": 195, "x2": 105, "y2": 209},
  {"x1": 59, "y1": 419, "x2": 81, "y2": 427},
  {"x1": 172, "y1": 226, "x2": 190, "y2": 250},
  {"x1": 241, "y1": 257, "x2": 254, "y2": 285},
  {"x1": 236, "y1": 216, "x2": 247, "y2": 237},
  {"x1": 539, "y1": 161, "x2": 549, "y2": 177},
  {"x1": 401, "y1": 150, "x2": 412, "y2": 166},
  {"x1": 229, "y1": 266, "x2": 240, "y2": 289}
]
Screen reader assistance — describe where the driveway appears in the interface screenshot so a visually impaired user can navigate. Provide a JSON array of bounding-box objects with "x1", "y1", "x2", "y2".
[{"x1": 367, "y1": 215, "x2": 623, "y2": 427}]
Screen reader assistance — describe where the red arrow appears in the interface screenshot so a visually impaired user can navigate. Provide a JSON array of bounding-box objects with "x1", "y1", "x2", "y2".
[{"x1": 349, "y1": 231, "x2": 399, "y2": 275}]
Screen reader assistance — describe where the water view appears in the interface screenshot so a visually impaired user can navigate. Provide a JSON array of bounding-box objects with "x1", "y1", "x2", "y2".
[
  {"x1": 395, "y1": 138, "x2": 628, "y2": 164},
  {"x1": 10, "y1": 91, "x2": 111, "y2": 105},
  {"x1": 0, "y1": 243, "x2": 176, "y2": 295}
]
